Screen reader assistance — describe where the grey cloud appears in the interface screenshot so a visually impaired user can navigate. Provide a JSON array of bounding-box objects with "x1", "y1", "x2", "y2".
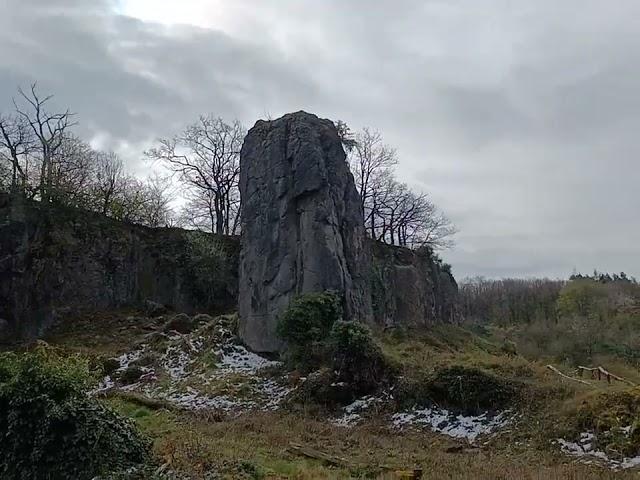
[{"x1": 1, "y1": 0, "x2": 639, "y2": 279}]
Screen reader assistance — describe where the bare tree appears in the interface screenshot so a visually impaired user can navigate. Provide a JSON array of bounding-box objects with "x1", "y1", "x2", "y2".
[
  {"x1": 0, "y1": 114, "x2": 34, "y2": 194},
  {"x1": 93, "y1": 151, "x2": 124, "y2": 215},
  {"x1": 140, "y1": 174, "x2": 175, "y2": 228},
  {"x1": 386, "y1": 184, "x2": 457, "y2": 250},
  {"x1": 345, "y1": 125, "x2": 456, "y2": 250},
  {"x1": 348, "y1": 128, "x2": 398, "y2": 236},
  {"x1": 49, "y1": 135, "x2": 95, "y2": 206},
  {"x1": 146, "y1": 115, "x2": 245, "y2": 235},
  {"x1": 12, "y1": 83, "x2": 76, "y2": 202}
]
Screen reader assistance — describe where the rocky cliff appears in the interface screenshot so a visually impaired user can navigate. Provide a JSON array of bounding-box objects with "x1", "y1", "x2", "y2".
[
  {"x1": 0, "y1": 193, "x2": 239, "y2": 342},
  {"x1": 0, "y1": 192, "x2": 456, "y2": 344},
  {"x1": 371, "y1": 241, "x2": 458, "y2": 328},
  {"x1": 238, "y1": 112, "x2": 373, "y2": 353}
]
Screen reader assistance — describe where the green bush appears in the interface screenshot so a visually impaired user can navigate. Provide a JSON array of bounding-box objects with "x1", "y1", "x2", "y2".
[
  {"x1": 574, "y1": 387, "x2": 640, "y2": 458},
  {"x1": 286, "y1": 367, "x2": 355, "y2": 408},
  {"x1": 0, "y1": 347, "x2": 149, "y2": 480},
  {"x1": 278, "y1": 292, "x2": 392, "y2": 404},
  {"x1": 276, "y1": 291, "x2": 342, "y2": 366},
  {"x1": 426, "y1": 365, "x2": 519, "y2": 414},
  {"x1": 329, "y1": 321, "x2": 390, "y2": 394}
]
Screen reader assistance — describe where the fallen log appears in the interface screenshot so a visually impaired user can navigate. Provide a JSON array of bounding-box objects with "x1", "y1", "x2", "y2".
[
  {"x1": 546, "y1": 365, "x2": 593, "y2": 386},
  {"x1": 286, "y1": 443, "x2": 423, "y2": 478},
  {"x1": 393, "y1": 470, "x2": 423, "y2": 479},
  {"x1": 287, "y1": 443, "x2": 355, "y2": 468}
]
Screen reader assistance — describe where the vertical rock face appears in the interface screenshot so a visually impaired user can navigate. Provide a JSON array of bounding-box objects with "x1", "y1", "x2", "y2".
[
  {"x1": 371, "y1": 242, "x2": 458, "y2": 328},
  {"x1": 238, "y1": 111, "x2": 372, "y2": 353},
  {"x1": 0, "y1": 193, "x2": 239, "y2": 342}
]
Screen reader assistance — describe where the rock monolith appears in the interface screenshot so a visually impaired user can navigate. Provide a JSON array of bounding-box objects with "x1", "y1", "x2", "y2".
[{"x1": 238, "y1": 111, "x2": 372, "y2": 353}]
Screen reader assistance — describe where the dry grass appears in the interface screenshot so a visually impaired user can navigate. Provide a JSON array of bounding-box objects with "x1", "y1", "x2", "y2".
[
  {"x1": 108, "y1": 400, "x2": 635, "y2": 479},
  {"x1": 39, "y1": 313, "x2": 640, "y2": 479}
]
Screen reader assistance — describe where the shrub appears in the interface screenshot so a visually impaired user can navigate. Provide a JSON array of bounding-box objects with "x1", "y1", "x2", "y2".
[
  {"x1": 329, "y1": 320, "x2": 390, "y2": 395},
  {"x1": 119, "y1": 365, "x2": 144, "y2": 384},
  {"x1": 574, "y1": 387, "x2": 640, "y2": 458},
  {"x1": 426, "y1": 366, "x2": 519, "y2": 414},
  {"x1": 276, "y1": 291, "x2": 342, "y2": 366},
  {"x1": 0, "y1": 347, "x2": 149, "y2": 480},
  {"x1": 102, "y1": 356, "x2": 122, "y2": 376},
  {"x1": 286, "y1": 367, "x2": 354, "y2": 408},
  {"x1": 163, "y1": 313, "x2": 194, "y2": 334},
  {"x1": 278, "y1": 292, "x2": 393, "y2": 405}
]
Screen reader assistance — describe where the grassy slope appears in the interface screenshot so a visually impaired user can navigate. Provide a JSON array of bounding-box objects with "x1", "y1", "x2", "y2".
[{"x1": 42, "y1": 313, "x2": 638, "y2": 479}]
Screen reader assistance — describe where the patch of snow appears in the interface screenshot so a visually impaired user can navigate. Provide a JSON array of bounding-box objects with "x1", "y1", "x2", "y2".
[
  {"x1": 162, "y1": 345, "x2": 194, "y2": 379},
  {"x1": 115, "y1": 349, "x2": 144, "y2": 371},
  {"x1": 90, "y1": 347, "x2": 147, "y2": 394},
  {"x1": 90, "y1": 327, "x2": 292, "y2": 413},
  {"x1": 152, "y1": 386, "x2": 255, "y2": 411},
  {"x1": 332, "y1": 395, "x2": 383, "y2": 427},
  {"x1": 214, "y1": 345, "x2": 281, "y2": 374},
  {"x1": 333, "y1": 413, "x2": 362, "y2": 427},
  {"x1": 391, "y1": 407, "x2": 511, "y2": 442},
  {"x1": 345, "y1": 395, "x2": 379, "y2": 414},
  {"x1": 556, "y1": 430, "x2": 640, "y2": 470},
  {"x1": 89, "y1": 376, "x2": 115, "y2": 395},
  {"x1": 258, "y1": 378, "x2": 292, "y2": 410}
]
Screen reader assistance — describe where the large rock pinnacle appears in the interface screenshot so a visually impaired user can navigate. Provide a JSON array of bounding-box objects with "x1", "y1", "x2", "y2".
[{"x1": 238, "y1": 111, "x2": 372, "y2": 353}]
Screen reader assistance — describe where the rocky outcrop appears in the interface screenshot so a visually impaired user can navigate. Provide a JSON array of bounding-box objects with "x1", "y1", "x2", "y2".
[
  {"x1": 0, "y1": 113, "x2": 458, "y2": 346},
  {"x1": 0, "y1": 193, "x2": 238, "y2": 342},
  {"x1": 371, "y1": 242, "x2": 458, "y2": 327},
  {"x1": 238, "y1": 112, "x2": 372, "y2": 353}
]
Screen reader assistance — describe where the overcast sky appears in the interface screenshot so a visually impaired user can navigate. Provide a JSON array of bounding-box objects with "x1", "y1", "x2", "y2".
[{"x1": 2, "y1": 0, "x2": 639, "y2": 279}]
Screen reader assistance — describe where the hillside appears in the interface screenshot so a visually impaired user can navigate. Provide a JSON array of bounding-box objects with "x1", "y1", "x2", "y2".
[{"x1": 22, "y1": 291, "x2": 640, "y2": 479}]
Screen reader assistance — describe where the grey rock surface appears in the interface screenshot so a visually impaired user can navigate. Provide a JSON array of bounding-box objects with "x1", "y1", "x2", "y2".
[
  {"x1": 0, "y1": 192, "x2": 239, "y2": 342},
  {"x1": 238, "y1": 111, "x2": 372, "y2": 352},
  {"x1": 371, "y1": 241, "x2": 458, "y2": 328}
]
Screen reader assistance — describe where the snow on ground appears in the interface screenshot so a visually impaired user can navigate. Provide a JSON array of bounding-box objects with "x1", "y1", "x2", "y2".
[
  {"x1": 214, "y1": 344, "x2": 281, "y2": 374},
  {"x1": 91, "y1": 346, "x2": 146, "y2": 394},
  {"x1": 92, "y1": 324, "x2": 291, "y2": 413},
  {"x1": 331, "y1": 394, "x2": 512, "y2": 441},
  {"x1": 391, "y1": 407, "x2": 512, "y2": 442},
  {"x1": 556, "y1": 431, "x2": 640, "y2": 470},
  {"x1": 162, "y1": 345, "x2": 196, "y2": 379},
  {"x1": 152, "y1": 386, "x2": 257, "y2": 411},
  {"x1": 332, "y1": 395, "x2": 385, "y2": 427}
]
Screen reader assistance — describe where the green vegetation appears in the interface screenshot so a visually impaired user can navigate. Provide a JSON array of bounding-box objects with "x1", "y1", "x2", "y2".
[
  {"x1": 574, "y1": 387, "x2": 640, "y2": 457},
  {"x1": 0, "y1": 346, "x2": 149, "y2": 480},
  {"x1": 329, "y1": 320, "x2": 390, "y2": 395},
  {"x1": 276, "y1": 291, "x2": 343, "y2": 368},
  {"x1": 27, "y1": 305, "x2": 640, "y2": 478},
  {"x1": 9, "y1": 274, "x2": 638, "y2": 478},
  {"x1": 462, "y1": 273, "x2": 640, "y2": 366},
  {"x1": 278, "y1": 292, "x2": 392, "y2": 405},
  {"x1": 426, "y1": 365, "x2": 520, "y2": 413}
]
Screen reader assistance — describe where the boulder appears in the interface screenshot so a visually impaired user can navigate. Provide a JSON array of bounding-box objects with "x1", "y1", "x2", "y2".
[
  {"x1": 144, "y1": 300, "x2": 167, "y2": 318},
  {"x1": 163, "y1": 313, "x2": 194, "y2": 334},
  {"x1": 238, "y1": 112, "x2": 372, "y2": 353},
  {"x1": 192, "y1": 313, "x2": 216, "y2": 326}
]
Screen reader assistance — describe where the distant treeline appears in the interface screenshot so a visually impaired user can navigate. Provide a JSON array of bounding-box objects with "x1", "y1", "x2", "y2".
[
  {"x1": 460, "y1": 271, "x2": 638, "y2": 325},
  {"x1": 459, "y1": 277, "x2": 564, "y2": 325}
]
